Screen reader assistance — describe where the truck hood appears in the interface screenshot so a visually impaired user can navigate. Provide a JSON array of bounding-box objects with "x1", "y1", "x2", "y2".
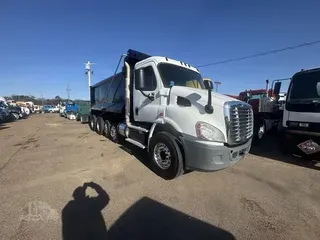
[{"x1": 170, "y1": 86, "x2": 238, "y2": 107}]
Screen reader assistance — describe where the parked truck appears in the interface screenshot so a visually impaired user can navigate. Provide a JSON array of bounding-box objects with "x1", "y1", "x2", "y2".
[
  {"x1": 76, "y1": 101, "x2": 90, "y2": 123},
  {"x1": 237, "y1": 79, "x2": 289, "y2": 140},
  {"x1": 65, "y1": 103, "x2": 78, "y2": 120},
  {"x1": 88, "y1": 49, "x2": 253, "y2": 179},
  {"x1": 280, "y1": 67, "x2": 320, "y2": 159}
]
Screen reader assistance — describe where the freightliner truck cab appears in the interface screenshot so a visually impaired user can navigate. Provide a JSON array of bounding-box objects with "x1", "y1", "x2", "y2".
[{"x1": 89, "y1": 49, "x2": 253, "y2": 179}]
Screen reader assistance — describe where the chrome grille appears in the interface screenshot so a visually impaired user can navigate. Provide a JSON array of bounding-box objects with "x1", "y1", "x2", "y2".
[{"x1": 224, "y1": 101, "x2": 253, "y2": 145}]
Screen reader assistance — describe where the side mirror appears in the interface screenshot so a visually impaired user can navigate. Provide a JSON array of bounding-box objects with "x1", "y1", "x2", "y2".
[
  {"x1": 136, "y1": 69, "x2": 145, "y2": 90},
  {"x1": 317, "y1": 82, "x2": 320, "y2": 96},
  {"x1": 274, "y1": 82, "x2": 282, "y2": 95},
  {"x1": 243, "y1": 92, "x2": 252, "y2": 102},
  {"x1": 203, "y1": 79, "x2": 213, "y2": 90}
]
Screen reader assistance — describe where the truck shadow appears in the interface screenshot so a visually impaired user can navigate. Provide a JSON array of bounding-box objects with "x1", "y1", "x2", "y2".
[
  {"x1": 108, "y1": 196, "x2": 235, "y2": 240},
  {"x1": 250, "y1": 133, "x2": 320, "y2": 171},
  {"x1": 0, "y1": 124, "x2": 10, "y2": 130},
  {"x1": 119, "y1": 142, "x2": 151, "y2": 171}
]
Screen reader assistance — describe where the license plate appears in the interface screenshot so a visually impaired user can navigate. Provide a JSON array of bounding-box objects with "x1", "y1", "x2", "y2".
[{"x1": 297, "y1": 140, "x2": 320, "y2": 155}]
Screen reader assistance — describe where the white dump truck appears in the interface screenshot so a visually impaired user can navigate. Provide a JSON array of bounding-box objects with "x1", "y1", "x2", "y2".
[
  {"x1": 89, "y1": 49, "x2": 253, "y2": 179},
  {"x1": 280, "y1": 67, "x2": 320, "y2": 159}
]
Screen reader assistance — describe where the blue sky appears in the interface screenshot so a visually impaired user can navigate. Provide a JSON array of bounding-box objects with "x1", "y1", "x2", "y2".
[{"x1": 1, "y1": 0, "x2": 320, "y2": 99}]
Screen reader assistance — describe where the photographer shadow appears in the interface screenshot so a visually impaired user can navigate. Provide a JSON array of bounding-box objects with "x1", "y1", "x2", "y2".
[
  {"x1": 62, "y1": 182, "x2": 109, "y2": 240},
  {"x1": 62, "y1": 183, "x2": 235, "y2": 240}
]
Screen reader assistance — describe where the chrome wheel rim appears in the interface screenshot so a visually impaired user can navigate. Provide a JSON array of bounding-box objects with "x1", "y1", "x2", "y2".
[
  {"x1": 258, "y1": 124, "x2": 265, "y2": 139},
  {"x1": 90, "y1": 118, "x2": 94, "y2": 128},
  {"x1": 110, "y1": 125, "x2": 116, "y2": 140},
  {"x1": 97, "y1": 121, "x2": 100, "y2": 132},
  {"x1": 153, "y1": 142, "x2": 171, "y2": 170}
]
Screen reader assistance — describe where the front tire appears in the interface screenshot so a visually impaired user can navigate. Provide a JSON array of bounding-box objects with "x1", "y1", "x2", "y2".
[
  {"x1": 254, "y1": 119, "x2": 265, "y2": 140},
  {"x1": 149, "y1": 132, "x2": 184, "y2": 180}
]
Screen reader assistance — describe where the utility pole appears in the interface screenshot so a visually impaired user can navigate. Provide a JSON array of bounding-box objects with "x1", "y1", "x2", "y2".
[
  {"x1": 85, "y1": 61, "x2": 94, "y2": 100},
  {"x1": 214, "y1": 81, "x2": 222, "y2": 92},
  {"x1": 66, "y1": 83, "x2": 71, "y2": 102}
]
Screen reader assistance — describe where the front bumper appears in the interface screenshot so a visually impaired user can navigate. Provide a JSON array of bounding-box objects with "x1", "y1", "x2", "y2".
[{"x1": 180, "y1": 135, "x2": 252, "y2": 171}]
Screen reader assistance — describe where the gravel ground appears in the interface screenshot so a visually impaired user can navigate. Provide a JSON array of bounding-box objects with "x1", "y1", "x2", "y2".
[{"x1": 0, "y1": 114, "x2": 319, "y2": 240}]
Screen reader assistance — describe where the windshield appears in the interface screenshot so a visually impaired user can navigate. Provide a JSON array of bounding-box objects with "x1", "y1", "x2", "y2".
[
  {"x1": 158, "y1": 63, "x2": 205, "y2": 89},
  {"x1": 250, "y1": 93, "x2": 267, "y2": 99},
  {"x1": 288, "y1": 71, "x2": 320, "y2": 101}
]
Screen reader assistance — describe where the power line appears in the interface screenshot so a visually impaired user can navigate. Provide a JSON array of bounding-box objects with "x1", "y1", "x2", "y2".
[{"x1": 196, "y1": 40, "x2": 320, "y2": 68}]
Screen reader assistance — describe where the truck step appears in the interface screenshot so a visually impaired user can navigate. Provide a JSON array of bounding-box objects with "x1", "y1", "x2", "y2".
[
  {"x1": 125, "y1": 138, "x2": 146, "y2": 149},
  {"x1": 127, "y1": 124, "x2": 149, "y2": 133}
]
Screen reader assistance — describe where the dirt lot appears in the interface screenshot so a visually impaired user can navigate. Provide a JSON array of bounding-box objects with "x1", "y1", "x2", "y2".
[{"x1": 0, "y1": 114, "x2": 319, "y2": 240}]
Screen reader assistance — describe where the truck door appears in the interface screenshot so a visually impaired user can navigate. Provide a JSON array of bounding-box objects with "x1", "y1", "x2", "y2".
[{"x1": 133, "y1": 62, "x2": 160, "y2": 123}]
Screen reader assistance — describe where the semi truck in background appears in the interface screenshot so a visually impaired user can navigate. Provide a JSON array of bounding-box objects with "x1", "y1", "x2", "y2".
[
  {"x1": 280, "y1": 67, "x2": 320, "y2": 159},
  {"x1": 76, "y1": 101, "x2": 90, "y2": 123},
  {"x1": 237, "y1": 79, "x2": 289, "y2": 140},
  {"x1": 88, "y1": 49, "x2": 253, "y2": 179}
]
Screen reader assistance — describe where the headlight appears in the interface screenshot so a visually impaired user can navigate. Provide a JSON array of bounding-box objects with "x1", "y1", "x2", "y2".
[{"x1": 195, "y1": 121, "x2": 225, "y2": 142}]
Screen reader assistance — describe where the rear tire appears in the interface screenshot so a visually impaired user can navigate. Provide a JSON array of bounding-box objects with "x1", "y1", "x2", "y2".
[
  {"x1": 103, "y1": 120, "x2": 111, "y2": 138},
  {"x1": 89, "y1": 114, "x2": 97, "y2": 131},
  {"x1": 12, "y1": 113, "x2": 19, "y2": 120},
  {"x1": 96, "y1": 117, "x2": 104, "y2": 135},
  {"x1": 109, "y1": 123, "x2": 119, "y2": 143},
  {"x1": 149, "y1": 132, "x2": 184, "y2": 180}
]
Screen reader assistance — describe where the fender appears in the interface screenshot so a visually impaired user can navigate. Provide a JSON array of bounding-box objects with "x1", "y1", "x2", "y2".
[{"x1": 147, "y1": 117, "x2": 182, "y2": 151}]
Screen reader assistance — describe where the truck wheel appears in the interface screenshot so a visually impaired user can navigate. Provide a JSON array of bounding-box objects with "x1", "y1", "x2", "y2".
[
  {"x1": 12, "y1": 113, "x2": 19, "y2": 120},
  {"x1": 109, "y1": 123, "x2": 119, "y2": 143},
  {"x1": 89, "y1": 114, "x2": 97, "y2": 131},
  {"x1": 149, "y1": 132, "x2": 184, "y2": 180},
  {"x1": 80, "y1": 116, "x2": 83, "y2": 123},
  {"x1": 103, "y1": 120, "x2": 111, "y2": 138},
  {"x1": 96, "y1": 117, "x2": 104, "y2": 135},
  {"x1": 254, "y1": 119, "x2": 265, "y2": 140}
]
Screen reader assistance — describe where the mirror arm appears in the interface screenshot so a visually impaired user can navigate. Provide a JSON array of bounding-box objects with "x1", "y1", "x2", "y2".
[
  {"x1": 205, "y1": 89, "x2": 214, "y2": 114},
  {"x1": 140, "y1": 90, "x2": 154, "y2": 101}
]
